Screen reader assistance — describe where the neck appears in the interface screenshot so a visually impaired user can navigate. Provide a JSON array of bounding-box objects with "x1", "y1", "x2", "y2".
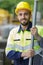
[{"x1": 21, "y1": 24, "x2": 28, "y2": 31}]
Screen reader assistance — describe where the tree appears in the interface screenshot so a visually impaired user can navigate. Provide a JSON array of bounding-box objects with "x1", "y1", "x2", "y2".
[{"x1": 0, "y1": 0, "x2": 34, "y2": 13}]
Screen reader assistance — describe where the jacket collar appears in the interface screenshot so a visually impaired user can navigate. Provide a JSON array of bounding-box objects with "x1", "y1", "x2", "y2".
[{"x1": 18, "y1": 21, "x2": 32, "y2": 33}]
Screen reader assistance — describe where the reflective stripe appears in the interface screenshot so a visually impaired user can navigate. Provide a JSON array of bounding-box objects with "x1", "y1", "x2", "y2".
[
  {"x1": 6, "y1": 42, "x2": 41, "y2": 52},
  {"x1": 6, "y1": 47, "x2": 12, "y2": 50},
  {"x1": 35, "y1": 48, "x2": 42, "y2": 55},
  {"x1": 34, "y1": 45, "x2": 40, "y2": 50}
]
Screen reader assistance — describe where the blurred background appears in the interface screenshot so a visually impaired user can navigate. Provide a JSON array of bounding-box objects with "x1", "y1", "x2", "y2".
[{"x1": 0, "y1": 0, "x2": 43, "y2": 65}]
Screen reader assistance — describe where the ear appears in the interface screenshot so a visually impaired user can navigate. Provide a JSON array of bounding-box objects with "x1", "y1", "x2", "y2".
[
  {"x1": 16, "y1": 15, "x2": 19, "y2": 22},
  {"x1": 30, "y1": 13, "x2": 32, "y2": 21}
]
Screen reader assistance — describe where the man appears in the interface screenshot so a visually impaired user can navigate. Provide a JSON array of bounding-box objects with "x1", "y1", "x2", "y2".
[{"x1": 5, "y1": 1, "x2": 43, "y2": 65}]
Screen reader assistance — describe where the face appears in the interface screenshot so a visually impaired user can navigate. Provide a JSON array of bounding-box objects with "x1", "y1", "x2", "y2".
[{"x1": 17, "y1": 9, "x2": 31, "y2": 26}]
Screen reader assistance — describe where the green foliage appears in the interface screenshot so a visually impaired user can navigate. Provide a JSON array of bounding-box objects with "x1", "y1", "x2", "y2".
[
  {"x1": 0, "y1": 0, "x2": 34, "y2": 13},
  {"x1": 0, "y1": 0, "x2": 15, "y2": 13}
]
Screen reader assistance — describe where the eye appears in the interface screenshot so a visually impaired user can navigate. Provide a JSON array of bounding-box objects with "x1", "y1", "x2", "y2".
[
  {"x1": 24, "y1": 13, "x2": 28, "y2": 15},
  {"x1": 19, "y1": 13, "x2": 22, "y2": 16}
]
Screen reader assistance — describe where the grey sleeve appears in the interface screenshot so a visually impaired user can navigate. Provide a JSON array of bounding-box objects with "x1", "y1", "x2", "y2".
[{"x1": 38, "y1": 37, "x2": 43, "y2": 48}]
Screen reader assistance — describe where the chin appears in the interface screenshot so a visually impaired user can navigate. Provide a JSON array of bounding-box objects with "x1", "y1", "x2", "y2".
[{"x1": 21, "y1": 23, "x2": 28, "y2": 26}]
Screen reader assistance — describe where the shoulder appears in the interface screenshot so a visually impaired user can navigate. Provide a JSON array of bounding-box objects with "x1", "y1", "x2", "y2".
[
  {"x1": 9, "y1": 26, "x2": 20, "y2": 35},
  {"x1": 36, "y1": 25, "x2": 43, "y2": 30},
  {"x1": 36, "y1": 25, "x2": 43, "y2": 37}
]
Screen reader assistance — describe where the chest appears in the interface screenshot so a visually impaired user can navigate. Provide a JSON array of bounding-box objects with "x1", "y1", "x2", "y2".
[
  {"x1": 12, "y1": 31, "x2": 40, "y2": 52},
  {"x1": 14, "y1": 31, "x2": 32, "y2": 47}
]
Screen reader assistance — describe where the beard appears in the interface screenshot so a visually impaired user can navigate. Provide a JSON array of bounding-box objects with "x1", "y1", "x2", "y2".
[
  {"x1": 20, "y1": 18, "x2": 29, "y2": 26},
  {"x1": 21, "y1": 22, "x2": 29, "y2": 26}
]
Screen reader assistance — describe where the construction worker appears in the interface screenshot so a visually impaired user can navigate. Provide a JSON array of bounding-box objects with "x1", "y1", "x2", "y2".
[{"x1": 5, "y1": 1, "x2": 43, "y2": 65}]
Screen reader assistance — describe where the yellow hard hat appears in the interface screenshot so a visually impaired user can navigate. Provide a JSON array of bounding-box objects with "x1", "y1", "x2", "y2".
[{"x1": 15, "y1": 1, "x2": 32, "y2": 15}]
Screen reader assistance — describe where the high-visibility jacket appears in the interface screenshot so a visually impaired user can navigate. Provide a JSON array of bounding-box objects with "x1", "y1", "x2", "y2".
[{"x1": 5, "y1": 22, "x2": 43, "y2": 65}]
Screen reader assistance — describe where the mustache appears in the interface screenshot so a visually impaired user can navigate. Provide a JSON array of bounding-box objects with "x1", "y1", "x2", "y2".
[{"x1": 20, "y1": 18, "x2": 27, "y2": 21}]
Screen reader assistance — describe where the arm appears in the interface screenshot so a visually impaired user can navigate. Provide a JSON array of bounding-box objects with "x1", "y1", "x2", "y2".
[
  {"x1": 6, "y1": 48, "x2": 34, "y2": 60},
  {"x1": 30, "y1": 27, "x2": 43, "y2": 48},
  {"x1": 5, "y1": 30, "x2": 22, "y2": 60},
  {"x1": 7, "y1": 50, "x2": 22, "y2": 60},
  {"x1": 32, "y1": 28, "x2": 43, "y2": 48},
  {"x1": 38, "y1": 37, "x2": 43, "y2": 48}
]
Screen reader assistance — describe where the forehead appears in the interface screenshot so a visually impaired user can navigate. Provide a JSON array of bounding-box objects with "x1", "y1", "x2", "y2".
[{"x1": 18, "y1": 9, "x2": 29, "y2": 14}]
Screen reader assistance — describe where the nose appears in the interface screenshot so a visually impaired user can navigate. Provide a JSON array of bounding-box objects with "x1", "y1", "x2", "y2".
[{"x1": 22, "y1": 14, "x2": 25, "y2": 18}]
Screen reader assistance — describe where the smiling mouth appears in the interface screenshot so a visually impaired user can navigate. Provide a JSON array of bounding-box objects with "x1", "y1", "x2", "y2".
[
  {"x1": 22, "y1": 20, "x2": 26, "y2": 21},
  {"x1": 21, "y1": 19, "x2": 26, "y2": 21}
]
